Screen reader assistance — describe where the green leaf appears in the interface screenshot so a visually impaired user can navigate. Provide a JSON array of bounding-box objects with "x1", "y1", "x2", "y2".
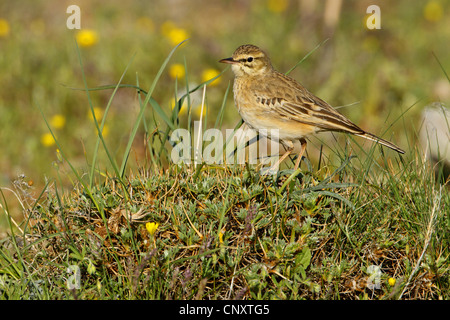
[{"x1": 295, "y1": 246, "x2": 311, "y2": 270}]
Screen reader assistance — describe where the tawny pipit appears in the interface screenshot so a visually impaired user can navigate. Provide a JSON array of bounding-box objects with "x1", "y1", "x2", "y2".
[{"x1": 220, "y1": 44, "x2": 404, "y2": 170}]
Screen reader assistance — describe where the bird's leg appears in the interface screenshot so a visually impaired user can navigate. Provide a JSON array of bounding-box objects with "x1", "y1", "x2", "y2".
[
  {"x1": 293, "y1": 138, "x2": 307, "y2": 171},
  {"x1": 267, "y1": 140, "x2": 294, "y2": 172}
]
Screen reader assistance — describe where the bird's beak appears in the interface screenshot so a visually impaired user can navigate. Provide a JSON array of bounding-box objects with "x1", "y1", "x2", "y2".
[{"x1": 219, "y1": 57, "x2": 238, "y2": 64}]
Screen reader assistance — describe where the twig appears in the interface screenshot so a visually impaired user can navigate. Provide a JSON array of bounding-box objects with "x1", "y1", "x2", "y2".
[{"x1": 194, "y1": 85, "x2": 207, "y2": 166}]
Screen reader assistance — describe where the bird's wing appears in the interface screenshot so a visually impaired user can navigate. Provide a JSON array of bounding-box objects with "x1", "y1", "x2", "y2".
[{"x1": 252, "y1": 74, "x2": 364, "y2": 135}]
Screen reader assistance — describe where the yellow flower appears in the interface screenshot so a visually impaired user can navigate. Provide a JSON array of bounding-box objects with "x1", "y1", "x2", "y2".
[
  {"x1": 267, "y1": 0, "x2": 289, "y2": 13},
  {"x1": 388, "y1": 277, "x2": 396, "y2": 287},
  {"x1": 41, "y1": 133, "x2": 56, "y2": 147},
  {"x1": 88, "y1": 107, "x2": 104, "y2": 122},
  {"x1": 161, "y1": 21, "x2": 176, "y2": 36},
  {"x1": 0, "y1": 18, "x2": 10, "y2": 38},
  {"x1": 76, "y1": 29, "x2": 98, "y2": 48},
  {"x1": 201, "y1": 68, "x2": 221, "y2": 86},
  {"x1": 169, "y1": 63, "x2": 186, "y2": 80},
  {"x1": 424, "y1": 1, "x2": 443, "y2": 22},
  {"x1": 146, "y1": 222, "x2": 159, "y2": 235},
  {"x1": 50, "y1": 114, "x2": 66, "y2": 129},
  {"x1": 218, "y1": 231, "x2": 224, "y2": 244},
  {"x1": 169, "y1": 28, "x2": 189, "y2": 46},
  {"x1": 161, "y1": 21, "x2": 189, "y2": 46}
]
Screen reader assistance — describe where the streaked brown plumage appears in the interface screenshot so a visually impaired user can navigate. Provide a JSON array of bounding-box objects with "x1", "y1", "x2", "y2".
[{"x1": 219, "y1": 44, "x2": 404, "y2": 170}]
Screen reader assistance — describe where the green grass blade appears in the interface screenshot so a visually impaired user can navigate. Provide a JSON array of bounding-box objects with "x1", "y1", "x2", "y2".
[
  {"x1": 285, "y1": 38, "x2": 329, "y2": 75},
  {"x1": 433, "y1": 52, "x2": 450, "y2": 83},
  {"x1": 214, "y1": 81, "x2": 231, "y2": 129},
  {"x1": 73, "y1": 40, "x2": 128, "y2": 199},
  {"x1": 119, "y1": 40, "x2": 188, "y2": 177},
  {"x1": 89, "y1": 54, "x2": 136, "y2": 188}
]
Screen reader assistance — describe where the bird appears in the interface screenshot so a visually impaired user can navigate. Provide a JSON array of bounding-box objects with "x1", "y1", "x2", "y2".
[{"x1": 219, "y1": 44, "x2": 404, "y2": 170}]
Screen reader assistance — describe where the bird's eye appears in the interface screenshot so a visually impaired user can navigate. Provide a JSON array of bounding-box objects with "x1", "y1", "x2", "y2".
[{"x1": 247, "y1": 57, "x2": 254, "y2": 62}]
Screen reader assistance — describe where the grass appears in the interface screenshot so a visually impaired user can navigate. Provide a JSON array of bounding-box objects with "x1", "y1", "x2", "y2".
[
  {"x1": 0, "y1": 38, "x2": 449, "y2": 300},
  {"x1": 1, "y1": 148, "x2": 448, "y2": 300}
]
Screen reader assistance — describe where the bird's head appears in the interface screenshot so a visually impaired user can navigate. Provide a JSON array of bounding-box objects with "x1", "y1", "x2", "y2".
[{"x1": 219, "y1": 44, "x2": 273, "y2": 77}]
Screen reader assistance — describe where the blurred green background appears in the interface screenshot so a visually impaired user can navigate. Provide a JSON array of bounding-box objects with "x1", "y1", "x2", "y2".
[{"x1": 0, "y1": 0, "x2": 449, "y2": 222}]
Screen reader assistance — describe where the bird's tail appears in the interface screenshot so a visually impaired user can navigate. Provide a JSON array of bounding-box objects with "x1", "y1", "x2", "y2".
[{"x1": 355, "y1": 132, "x2": 405, "y2": 154}]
